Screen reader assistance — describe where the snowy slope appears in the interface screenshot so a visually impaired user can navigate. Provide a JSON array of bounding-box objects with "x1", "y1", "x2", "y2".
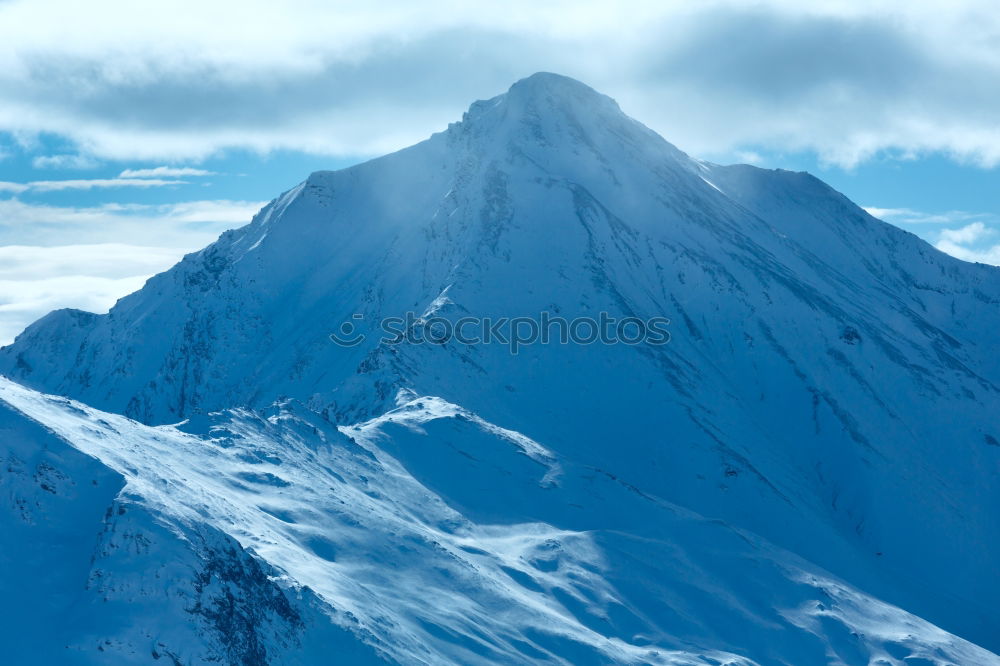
[
  {"x1": 2, "y1": 377, "x2": 997, "y2": 665},
  {"x1": 0, "y1": 389, "x2": 383, "y2": 665},
  {"x1": 1, "y1": 73, "x2": 999, "y2": 661}
]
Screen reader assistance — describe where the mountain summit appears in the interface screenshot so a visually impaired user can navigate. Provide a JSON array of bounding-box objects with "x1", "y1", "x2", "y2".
[{"x1": 1, "y1": 74, "x2": 998, "y2": 664}]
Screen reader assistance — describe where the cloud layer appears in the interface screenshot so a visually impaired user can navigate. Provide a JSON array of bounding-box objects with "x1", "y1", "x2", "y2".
[
  {"x1": 0, "y1": 198, "x2": 265, "y2": 246},
  {"x1": 0, "y1": 198, "x2": 265, "y2": 344},
  {"x1": 0, "y1": 244, "x2": 184, "y2": 344},
  {"x1": 119, "y1": 167, "x2": 215, "y2": 178},
  {"x1": 0, "y1": 1, "x2": 998, "y2": 165}
]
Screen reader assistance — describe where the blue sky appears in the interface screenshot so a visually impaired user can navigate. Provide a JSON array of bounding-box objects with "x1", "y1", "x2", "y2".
[{"x1": 0, "y1": 0, "x2": 998, "y2": 344}]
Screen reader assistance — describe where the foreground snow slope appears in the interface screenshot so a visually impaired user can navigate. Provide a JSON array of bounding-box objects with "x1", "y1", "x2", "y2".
[
  {"x1": 2, "y1": 377, "x2": 997, "y2": 665},
  {"x1": 1, "y1": 73, "x2": 998, "y2": 658},
  {"x1": 0, "y1": 385, "x2": 383, "y2": 665}
]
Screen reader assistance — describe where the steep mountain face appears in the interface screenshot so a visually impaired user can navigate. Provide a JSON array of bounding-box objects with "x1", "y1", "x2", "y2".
[{"x1": 1, "y1": 73, "x2": 999, "y2": 663}]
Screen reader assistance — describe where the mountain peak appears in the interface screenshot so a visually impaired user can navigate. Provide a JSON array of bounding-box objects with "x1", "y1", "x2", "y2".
[
  {"x1": 458, "y1": 72, "x2": 618, "y2": 126},
  {"x1": 453, "y1": 71, "x2": 692, "y2": 172},
  {"x1": 505, "y1": 72, "x2": 615, "y2": 106}
]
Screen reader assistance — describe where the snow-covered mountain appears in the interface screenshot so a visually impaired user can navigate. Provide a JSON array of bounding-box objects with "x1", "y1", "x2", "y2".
[{"x1": 2, "y1": 73, "x2": 998, "y2": 664}]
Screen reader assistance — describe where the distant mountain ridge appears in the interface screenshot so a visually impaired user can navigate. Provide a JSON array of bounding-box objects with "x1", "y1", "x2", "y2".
[{"x1": 1, "y1": 73, "x2": 998, "y2": 664}]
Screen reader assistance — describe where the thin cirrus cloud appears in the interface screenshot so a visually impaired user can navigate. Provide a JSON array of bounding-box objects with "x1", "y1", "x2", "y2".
[
  {"x1": 119, "y1": 166, "x2": 216, "y2": 178},
  {"x1": 0, "y1": 178, "x2": 187, "y2": 193},
  {"x1": 0, "y1": 1, "x2": 997, "y2": 166},
  {"x1": 0, "y1": 166, "x2": 213, "y2": 192},
  {"x1": 863, "y1": 207, "x2": 996, "y2": 226},
  {"x1": 31, "y1": 153, "x2": 101, "y2": 169}
]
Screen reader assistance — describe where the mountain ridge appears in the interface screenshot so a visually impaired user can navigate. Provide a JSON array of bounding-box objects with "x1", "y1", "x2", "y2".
[{"x1": 1, "y1": 72, "x2": 998, "y2": 662}]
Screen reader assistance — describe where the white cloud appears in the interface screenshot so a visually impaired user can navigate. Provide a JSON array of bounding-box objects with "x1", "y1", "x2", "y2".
[
  {"x1": 0, "y1": 198, "x2": 265, "y2": 246},
  {"x1": 0, "y1": 1, "x2": 996, "y2": 165},
  {"x1": 863, "y1": 207, "x2": 993, "y2": 226},
  {"x1": 934, "y1": 239, "x2": 1000, "y2": 266},
  {"x1": 864, "y1": 206, "x2": 1000, "y2": 266},
  {"x1": 0, "y1": 177, "x2": 187, "y2": 192},
  {"x1": 0, "y1": 274, "x2": 149, "y2": 345},
  {"x1": 735, "y1": 151, "x2": 764, "y2": 165},
  {"x1": 151, "y1": 199, "x2": 264, "y2": 224},
  {"x1": 0, "y1": 244, "x2": 190, "y2": 345},
  {"x1": 27, "y1": 177, "x2": 186, "y2": 191},
  {"x1": 31, "y1": 153, "x2": 100, "y2": 169},
  {"x1": 863, "y1": 207, "x2": 909, "y2": 219},
  {"x1": 119, "y1": 166, "x2": 215, "y2": 178},
  {"x1": 0, "y1": 243, "x2": 188, "y2": 281},
  {"x1": 0, "y1": 196, "x2": 264, "y2": 344},
  {"x1": 933, "y1": 221, "x2": 1000, "y2": 266},
  {"x1": 938, "y1": 221, "x2": 993, "y2": 245}
]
